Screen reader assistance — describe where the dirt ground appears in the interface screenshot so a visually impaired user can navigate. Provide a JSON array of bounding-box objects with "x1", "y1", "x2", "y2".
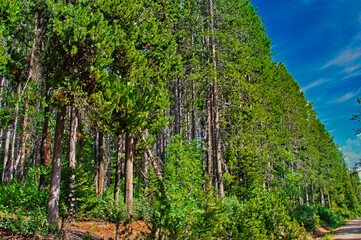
[
  {"x1": 0, "y1": 220, "x2": 336, "y2": 239},
  {"x1": 0, "y1": 220, "x2": 150, "y2": 240},
  {"x1": 332, "y1": 218, "x2": 361, "y2": 240}
]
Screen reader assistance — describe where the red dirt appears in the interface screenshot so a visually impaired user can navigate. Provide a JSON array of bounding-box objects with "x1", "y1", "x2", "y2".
[
  {"x1": 0, "y1": 220, "x2": 151, "y2": 240},
  {"x1": 64, "y1": 220, "x2": 151, "y2": 239},
  {"x1": 312, "y1": 226, "x2": 331, "y2": 239}
]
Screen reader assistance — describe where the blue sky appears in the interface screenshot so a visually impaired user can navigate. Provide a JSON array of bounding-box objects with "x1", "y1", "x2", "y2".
[{"x1": 251, "y1": 0, "x2": 361, "y2": 167}]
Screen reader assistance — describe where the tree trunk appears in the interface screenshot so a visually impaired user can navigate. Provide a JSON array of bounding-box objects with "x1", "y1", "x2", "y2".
[
  {"x1": 67, "y1": 106, "x2": 78, "y2": 222},
  {"x1": 305, "y1": 185, "x2": 310, "y2": 206},
  {"x1": 94, "y1": 127, "x2": 99, "y2": 194},
  {"x1": 106, "y1": 132, "x2": 112, "y2": 189},
  {"x1": 320, "y1": 187, "x2": 325, "y2": 206},
  {"x1": 191, "y1": 80, "x2": 196, "y2": 140},
  {"x1": 327, "y1": 193, "x2": 331, "y2": 209},
  {"x1": 298, "y1": 186, "x2": 303, "y2": 205},
  {"x1": 39, "y1": 104, "x2": 51, "y2": 190},
  {"x1": 15, "y1": 101, "x2": 29, "y2": 181},
  {"x1": 98, "y1": 131, "x2": 105, "y2": 197},
  {"x1": 207, "y1": 95, "x2": 213, "y2": 187},
  {"x1": 174, "y1": 79, "x2": 180, "y2": 135},
  {"x1": 1, "y1": 127, "x2": 11, "y2": 183},
  {"x1": 6, "y1": 84, "x2": 21, "y2": 183},
  {"x1": 114, "y1": 136, "x2": 123, "y2": 205},
  {"x1": 124, "y1": 133, "x2": 134, "y2": 217},
  {"x1": 311, "y1": 181, "x2": 315, "y2": 205},
  {"x1": 47, "y1": 105, "x2": 67, "y2": 225},
  {"x1": 209, "y1": 0, "x2": 224, "y2": 199}
]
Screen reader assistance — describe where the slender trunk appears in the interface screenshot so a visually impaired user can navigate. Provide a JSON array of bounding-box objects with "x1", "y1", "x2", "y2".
[
  {"x1": 143, "y1": 151, "x2": 148, "y2": 192},
  {"x1": 146, "y1": 149, "x2": 163, "y2": 181},
  {"x1": 320, "y1": 187, "x2": 325, "y2": 206},
  {"x1": 67, "y1": 106, "x2": 78, "y2": 222},
  {"x1": 298, "y1": 186, "x2": 303, "y2": 205},
  {"x1": 94, "y1": 127, "x2": 99, "y2": 194},
  {"x1": 1, "y1": 127, "x2": 11, "y2": 183},
  {"x1": 98, "y1": 131, "x2": 105, "y2": 197},
  {"x1": 124, "y1": 133, "x2": 134, "y2": 217},
  {"x1": 191, "y1": 29, "x2": 196, "y2": 140},
  {"x1": 209, "y1": 0, "x2": 224, "y2": 198},
  {"x1": 39, "y1": 104, "x2": 51, "y2": 190},
  {"x1": 191, "y1": 80, "x2": 196, "y2": 140},
  {"x1": 207, "y1": 96, "x2": 213, "y2": 187},
  {"x1": 327, "y1": 193, "x2": 331, "y2": 209},
  {"x1": 114, "y1": 136, "x2": 122, "y2": 205},
  {"x1": 47, "y1": 105, "x2": 67, "y2": 225},
  {"x1": 106, "y1": 132, "x2": 111, "y2": 188},
  {"x1": 201, "y1": 127, "x2": 206, "y2": 191},
  {"x1": 174, "y1": 79, "x2": 180, "y2": 135},
  {"x1": 6, "y1": 84, "x2": 21, "y2": 183},
  {"x1": 16, "y1": 101, "x2": 28, "y2": 181},
  {"x1": 305, "y1": 185, "x2": 310, "y2": 206},
  {"x1": 311, "y1": 181, "x2": 315, "y2": 205}
]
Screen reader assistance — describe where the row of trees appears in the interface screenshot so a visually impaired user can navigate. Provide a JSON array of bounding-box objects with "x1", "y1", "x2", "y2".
[{"x1": 0, "y1": 0, "x2": 360, "y2": 238}]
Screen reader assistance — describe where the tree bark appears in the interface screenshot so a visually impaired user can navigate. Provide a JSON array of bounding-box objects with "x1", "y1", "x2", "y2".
[
  {"x1": 1, "y1": 127, "x2": 11, "y2": 183},
  {"x1": 174, "y1": 79, "x2": 180, "y2": 135},
  {"x1": 114, "y1": 136, "x2": 123, "y2": 205},
  {"x1": 207, "y1": 94, "x2": 213, "y2": 188},
  {"x1": 320, "y1": 186, "x2": 325, "y2": 206},
  {"x1": 39, "y1": 104, "x2": 51, "y2": 190},
  {"x1": 6, "y1": 84, "x2": 21, "y2": 183},
  {"x1": 94, "y1": 127, "x2": 99, "y2": 194},
  {"x1": 209, "y1": 0, "x2": 224, "y2": 199},
  {"x1": 311, "y1": 181, "x2": 315, "y2": 205},
  {"x1": 98, "y1": 131, "x2": 105, "y2": 197},
  {"x1": 15, "y1": 101, "x2": 29, "y2": 181},
  {"x1": 67, "y1": 106, "x2": 78, "y2": 222},
  {"x1": 47, "y1": 105, "x2": 67, "y2": 225},
  {"x1": 106, "y1": 132, "x2": 112, "y2": 189},
  {"x1": 124, "y1": 133, "x2": 134, "y2": 217},
  {"x1": 327, "y1": 193, "x2": 331, "y2": 209},
  {"x1": 305, "y1": 185, "x2": 310, "y2": 206}
]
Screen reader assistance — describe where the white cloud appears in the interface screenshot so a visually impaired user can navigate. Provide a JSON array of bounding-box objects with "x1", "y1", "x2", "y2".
[
  {"x1": 329, "y1": 88, "x2": 361, "y2": 103},
  {"x1": 302, "y1": 78, "x2": 329, "y2": 91},
  {"x1": 342, "y1": 136, "x2": 361, "y2": 167},
  {"x1": 323, "y1": 47, "x2": 361, "y2": 69}
]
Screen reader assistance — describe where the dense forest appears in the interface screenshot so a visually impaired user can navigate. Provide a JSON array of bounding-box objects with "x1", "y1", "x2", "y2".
[{"x1": 0, "y1": 0, "x2": 361, "y2": 239}]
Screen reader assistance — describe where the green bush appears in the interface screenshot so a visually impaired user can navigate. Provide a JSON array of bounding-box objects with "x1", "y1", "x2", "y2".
[
  {"x1": 0, "y1": 175, "x2": 48, "y2": 212},
  {"x1": 292, "y1": 205, "x2": 319, "y2": 232},
  {"x1": 0, "y1": 207, "x2": 59, "y2": 237},
  {"x1": 316, "y1": 206, "x2": 343, "y2": 229}
]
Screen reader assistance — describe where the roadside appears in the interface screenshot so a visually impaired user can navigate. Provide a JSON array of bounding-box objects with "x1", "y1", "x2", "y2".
[{"x1": 332, "y1": 218, "x2": 361, "y2": 240}]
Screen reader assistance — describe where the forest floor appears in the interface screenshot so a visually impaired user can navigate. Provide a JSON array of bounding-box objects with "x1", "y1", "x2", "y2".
[
  {"x1": 0, "y1": 220, "x2": 150, "y2": 240},
  {"x1": 0, "y1": 219, "x2": 336, "y2": 240}
]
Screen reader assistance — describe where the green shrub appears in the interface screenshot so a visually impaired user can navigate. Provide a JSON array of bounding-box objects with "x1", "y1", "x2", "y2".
[
  {"x1": 0, "y1": 208, "x2": 59, "y2": 237},
  {"x1": 0, "y1": 175, "x2": 48, "y2": 212},
  {"x1": 316, "y1": 206, "x2": 343, "y2": 229},
  {"x1": 292, "y1": 205, "x2": 319, "y2": 232}
]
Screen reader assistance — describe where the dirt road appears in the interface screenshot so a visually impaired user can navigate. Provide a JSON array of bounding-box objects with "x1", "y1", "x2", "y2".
[{"x1": 332, "y1": 218, "x2": 361, "y2": 240}]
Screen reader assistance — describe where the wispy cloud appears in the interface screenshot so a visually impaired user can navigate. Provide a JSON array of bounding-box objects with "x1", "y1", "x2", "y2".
[
  {"x1": 342, "y1": 136, "x2": 361, "y2": 167},
  {"x1": 323, "y1": 47, "x2": 361, "y2": 69},
  {"x1": 328, "y1": 88, "x2": 361, "y2": 104},
  {"x1": 302, "y1": 78, "x2": 329, "y2": 91}
]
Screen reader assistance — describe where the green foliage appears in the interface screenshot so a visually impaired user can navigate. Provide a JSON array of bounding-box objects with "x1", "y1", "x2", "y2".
[
  {"x1": 0, "y1": 208, "x2": 58, "y2": 237},
  {"x1": 0, "y1": 176, "x2": 59, "y2": 237},
  {"x1": 60, "y1": 162, "x2": 98, "y2": 220},
  {"x1": 221, "y1": 189, "x2": 306, "y2": 240},
  {"x1": 292, "y1": 205, "x2": 319, "y2": 232},
  {"x1": 0, "y1": 171, "x2": 48, "y2": 212},
  {"x1": 150, "y1": 136, "x2": 205, "y2": 238},
  {"x1": 316, "y1": 206, "x2": 343, "y2": 229}
]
